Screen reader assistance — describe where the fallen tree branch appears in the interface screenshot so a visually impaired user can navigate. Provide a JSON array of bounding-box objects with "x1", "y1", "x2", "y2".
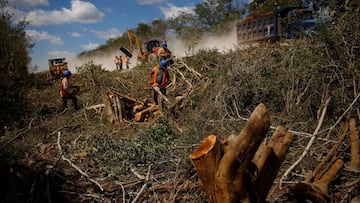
[
  {"x1": 305, "y1": 120, "x2": 349, "y2": 183},
  {"x1": 326, "y1": 92, "x2": 360, "y2": 138},
  {"x1": 57, "y1": 131, "x2": 104, "y2": 191},
  {"x1": 280, "y1": 97, "x2": 331, "y2": 187},
  {"x1": 0, "y1": 118, "x2": 51, "y2": 149},
  {"x1": 131, "y1": 164, "x2": 152, "y2": 203}
]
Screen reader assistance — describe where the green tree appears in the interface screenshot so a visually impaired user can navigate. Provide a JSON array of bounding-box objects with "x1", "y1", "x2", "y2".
[
  {"x1": 168, "y1": 0, "x2": 244, "y2": 49},
  {"x1": 195, "y1": 0, "x2": 243, "y2": 33},
  {"x1": 150, "y1": 19, "x2": 167, "y2": 40},
  {"x1": 0, "y1": 0, "x2": 32, "y2": 128},
  {"x1": 135, "y1": 22, "x2": 152, "y2": 41},
  {"x1": 246, "y1": 0, "x2": 301, "y2": 14},
  {"x1": 168, "y1": 12, "x2": 203, "y2": 51}
]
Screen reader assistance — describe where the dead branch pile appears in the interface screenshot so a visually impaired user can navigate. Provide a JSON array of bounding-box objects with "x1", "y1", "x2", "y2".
[{"x1": 86, "y1": 58, "x2": 209, "y2": 124}]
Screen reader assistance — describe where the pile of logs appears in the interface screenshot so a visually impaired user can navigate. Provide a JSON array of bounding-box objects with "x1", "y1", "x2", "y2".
[
  {"x1": 189, "y1": 103, "x2": 360, "y2": 202},
  {"x1": 101, "y1": 90, "x2": 162, "y2": 124}
]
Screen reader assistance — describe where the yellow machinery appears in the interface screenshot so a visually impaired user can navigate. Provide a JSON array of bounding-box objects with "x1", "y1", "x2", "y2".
[{"x1": 121, "y1": 30, "x2": 161, "y2": 63}]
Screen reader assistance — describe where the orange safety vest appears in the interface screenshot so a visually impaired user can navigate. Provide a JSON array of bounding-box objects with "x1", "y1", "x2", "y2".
[
  {"x1": 150, "y1": 66, "x2": 168, "y2": 89},
  {"x1": 117, "y1": 57, "x2": 122, "y2": 64},
  {"x1": 60, "y1": 77, "x2": 72, "y2": 97},
  {"x1": 125, "y1": 56, "x2": 129, "y2": 63}
]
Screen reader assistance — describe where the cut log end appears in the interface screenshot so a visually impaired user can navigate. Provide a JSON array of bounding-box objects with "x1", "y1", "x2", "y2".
[{"x1": 189, "y1": 135, "x2": 217, "y2": 160}]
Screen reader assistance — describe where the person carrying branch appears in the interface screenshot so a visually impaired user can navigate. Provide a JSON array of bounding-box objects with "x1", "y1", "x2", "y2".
[
  {"x1": 60, "y1": 70, "x2": 79, "y2": 112},
  {"x1": 150, "y1": 59, "x2": 170, "y2": 110}
]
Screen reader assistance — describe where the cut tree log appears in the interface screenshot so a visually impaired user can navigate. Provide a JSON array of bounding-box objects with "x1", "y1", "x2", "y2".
[
  {"x1": 189, "y1": 135, "x2": 221, "y2": 203},
  {"x1": 292, "y1": 159, "x2": 344, "y2": 203},
  {"x1": 134, "y1": 104, "x2": 160, "y2": 122},
  {"x1": 305, "y1": 120, "x2": 349, "y2": 183},
  {"x1": 110, "y1": 89, "x2": 137, "y2": 105},
  {"x1": 103, "y1": 93, "x2": 117, "y2": 124},
  {"x1": 190, "y1": 103, "x2": 271, "y2": 203},
  {"x1": 253, "y1": 126, "x2": 294, "y2": 201}
]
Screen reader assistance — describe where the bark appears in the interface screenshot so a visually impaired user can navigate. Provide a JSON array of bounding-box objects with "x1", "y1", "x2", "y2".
[
  {"x1": 293, "y1": 159, "x2": 343, "y2": 203},
  {"x1": 190, "y1": 103, "x2": 271, "y2": 203},
  {"x1": 314, "y1": 159, "x2": 344, "y2": 193},
  {"x1": 189, "y1": 135, "x2": 222, "y2": 202},
  {"x1": 103, "y1": 93, "x2": 116, "y2": 124},
  {"x1": 253, "y1": 126, "x2": 294, "y2": 201},
  {"x1": 305, "y1": 120, "x2": 348, "y2": 183},
  {"x1": 134, "y1": 104, "x2": 160, "y2": 122}
]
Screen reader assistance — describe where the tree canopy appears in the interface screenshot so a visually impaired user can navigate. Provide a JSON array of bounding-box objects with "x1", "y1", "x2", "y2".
[{"x1": 0, "y1": 0, "x2": 33, "y2": 127}]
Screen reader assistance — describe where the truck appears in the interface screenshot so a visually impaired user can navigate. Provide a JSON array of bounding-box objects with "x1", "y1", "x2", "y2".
[
  {"x1": 47, "y1": 58, "x2": 68, "y2": 82},
  {"x1": 236, "y1": 7, "x2": 318, "y2": 44},
  {"x1": 120, "y1": 30, "x2": 164, "y2": 63}
]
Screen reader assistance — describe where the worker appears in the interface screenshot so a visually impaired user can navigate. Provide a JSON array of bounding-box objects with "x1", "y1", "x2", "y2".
[
  {"x1": 60, "y1": 70, "x2": 79, "y2": 112},
  {"x1": 115, "y1": 55, "x2": 123, "y2": 70},
  {"x1": 114, "y1": 55, "x2": 119, "y2": 69},
  {"x1": 158, "y1": 41, "x2": 172, "y2": 61},
  {"x1": 125, "y1": 55, "x2": 130, "y2": 69},
  {"x1": 150, "y1": 59, "x2": 170, "y2": 110}
]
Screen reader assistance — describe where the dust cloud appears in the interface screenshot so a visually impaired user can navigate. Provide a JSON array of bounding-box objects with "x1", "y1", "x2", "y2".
[
  {"x1": 68, "y1": 26, "x2": 238, "y2": 72},
  {"x1": 68, "y1": 51, "x2": 135, "y2": 72},
  {"x1": 168, "y1": 26, "x2": 238, "y2": 58}
]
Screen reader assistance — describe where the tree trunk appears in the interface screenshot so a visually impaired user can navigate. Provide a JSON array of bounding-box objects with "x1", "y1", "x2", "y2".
[
  {"x1": 253, "y1": 126, "x2": 294, "y2": 201},
  {"x1": 190, "y1": 103, "x2": 271, "y2": 203}
]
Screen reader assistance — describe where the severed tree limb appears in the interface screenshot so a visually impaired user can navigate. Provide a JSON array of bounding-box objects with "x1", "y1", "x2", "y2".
[
  {"x1": 349, "y1": 118, "x2": 360, "y2": 170},
  {"x1": 280, "y1": 97, "x2": 331, "y2": 188},
  {"x1": 325, "y1": 92, "x2": 360, "y2": 138},
  {"x1": 305, "y1": 120, "x2": 349, "y2": 183},
  {"x1": 153, "y1": 86, "x2": 169, "y2": 103},
  {"x1": 189, "y1": 135, "x2": 221, "y2": 202},
  {"x1": 190, "y1": 103, "x2": 270, "y2": 203},
  {"x1": 177, "y1": 57, "x2": 202, "y2": 79},
  {"x1": 57, "y1": 132, "x2": 104, "y2": 191},
  {"x1": 292, "y1": 159, "x2": 344, "y2": 203},
  {"x1": 313, "y1": 159, "x2": 344, "y2": 193},
  {"x1": 253, "y1": 126, "x2": 294, "y2": 201}
]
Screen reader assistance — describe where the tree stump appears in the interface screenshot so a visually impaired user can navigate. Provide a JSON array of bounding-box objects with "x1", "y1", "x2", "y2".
[{"x1": 190, "y1": 103, "x2": 274, "y2": 202}]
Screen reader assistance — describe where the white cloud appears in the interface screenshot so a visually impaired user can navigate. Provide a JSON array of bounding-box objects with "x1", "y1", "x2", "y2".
[
  {"x1": 26, "y1": 29, "x2": 63, "y2": 45},
  {"x1": 24, "y1": 0, "x2": 104, "y2": 26},
  {"x1": 8, "y1": 0, "x2": 49, "y2": 7},
  {"x1": 68, "y1": 32, "x2": 82, "y2": 37},
  {"x1": 90, "y1": 28, "x2": 122, "y2": 39},
  {"x1": 137, "y1": 0, "x2": 165, "y2": 5},
  {"x1": 80, "y1": 42, "x2": 100, "y2": 51},
  {"x1": 160, "y1": 3, "x2": 195, "y2": 19}
]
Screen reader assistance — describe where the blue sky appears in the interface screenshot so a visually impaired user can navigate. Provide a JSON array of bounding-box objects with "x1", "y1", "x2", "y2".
[{"x1": 7, "y1": 0, "x2": 204, "y2": 71}]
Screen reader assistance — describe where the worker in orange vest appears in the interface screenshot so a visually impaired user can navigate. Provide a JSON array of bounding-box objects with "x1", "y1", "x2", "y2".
[
  {"x1": 158, "y1": 41, "x2": 172, "y2": 61},
  {"x1": 114, "y1": 55, "x2": 123, "y2": 70},
  {"x1": 125, "y1": 55, "x2": 130, "y2": 69},
  {"x1": 150, "y1": 59, "x2": 169, "y2": 110},
  {"x1": 60, "y1": 70, "x2": 79, "y2": 112}
]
